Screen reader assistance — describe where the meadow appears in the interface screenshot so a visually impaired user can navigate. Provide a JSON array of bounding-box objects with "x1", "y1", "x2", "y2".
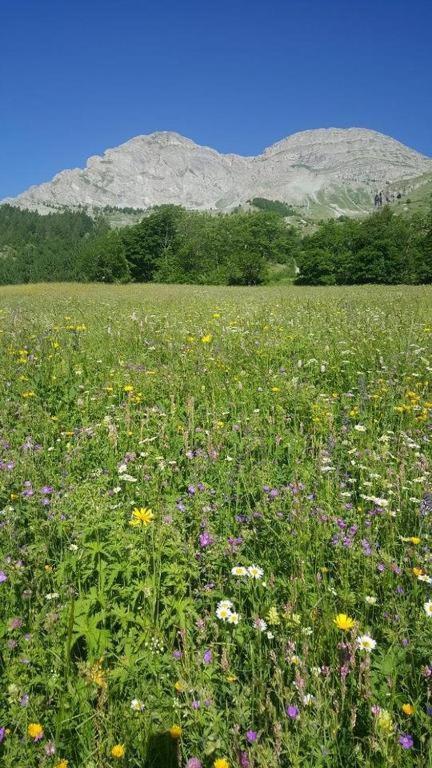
[{"x1": 0, "y1": 282, "x2": 431, "y2": 768}]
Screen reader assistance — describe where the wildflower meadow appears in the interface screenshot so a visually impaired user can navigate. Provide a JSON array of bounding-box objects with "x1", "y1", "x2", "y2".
[{"x1": 0, "y1": 282, "x2": 432, "y2": 768}]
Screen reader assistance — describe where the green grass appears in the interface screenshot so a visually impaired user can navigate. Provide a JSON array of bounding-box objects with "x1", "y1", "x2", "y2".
[{"x1": 0, "y1": 283, "x2": 431, "y2": 768}]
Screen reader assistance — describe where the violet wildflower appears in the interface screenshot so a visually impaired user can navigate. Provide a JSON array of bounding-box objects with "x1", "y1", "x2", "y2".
[
  {"x1": 0, "y1": 571, "x2": 7, "y2": 583},
  {"x1": 399, "y1": 733, "x2": 414, "y2": 749},
  {"x1": 286, "y1": 705, "x2": 299, "y2": 719},
  {"x1": 246, "y1": 730, "x2": 258, "y2": 743}
]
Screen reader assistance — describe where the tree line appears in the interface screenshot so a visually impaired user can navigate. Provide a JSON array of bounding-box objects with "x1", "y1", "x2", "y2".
[
  {"x1": 295, "y1": 206, "x2": 432, "y2": 285},
  {"x1": 0, "y1": 201, "x2": 431, "y2": 286}
]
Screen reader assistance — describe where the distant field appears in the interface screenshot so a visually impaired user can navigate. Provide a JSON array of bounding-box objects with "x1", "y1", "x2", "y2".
[{"x1": 1, "y1": 283, "x2": 432, "y2": 767}]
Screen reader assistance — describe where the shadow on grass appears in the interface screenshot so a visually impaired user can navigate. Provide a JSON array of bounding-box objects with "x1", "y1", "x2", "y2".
[{"x1": 144, "y1": 732, "x2": 178, "y2": 768}]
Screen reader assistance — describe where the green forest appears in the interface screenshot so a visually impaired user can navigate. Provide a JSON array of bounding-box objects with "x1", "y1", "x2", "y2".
[{"x1": 0, "y1": 202, "x2": 431, "y2": 286}]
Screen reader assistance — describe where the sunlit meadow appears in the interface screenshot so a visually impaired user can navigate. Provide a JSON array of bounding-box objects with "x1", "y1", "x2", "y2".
[{"x1": 1, "y1": 283, "x2": 432, "y2": 768}]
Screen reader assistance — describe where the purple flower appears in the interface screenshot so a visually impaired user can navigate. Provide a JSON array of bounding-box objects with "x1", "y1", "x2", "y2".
[
  {"x1": 203, "y1": 649, "x2": 212, "y2": 665},
  {"x1": 187, "y1": 485, "x2": 196, "y2": 495},
  {"x1": 399, "y1": 733, "x2": 414, "y2": 749},
  {"x1": 41, "y1": 485, "x2": 54, "y2": 495},
  {"x1": 0, "y1": 727, "x2": 5, "y2": 743},
  {"x1": 286, "y1": 705, "x2": 299, "y2": 719},
  {"x1": 186, "y1": 759, "x2": 202, "y2": 768},
  {"x1": 239, "y1": 752, "x2": 250, "y2": 768},
  {"x1": 0, "y1": 571, "x2": 7, "y2": 583},
  {"x1": 20, "y1": 694, "x2": 29, "y2": 707},
  {"x1": 172, "y1": 650, "x2": 182, "y2": 660},
  {"x1": 246, "y1": 729, "x2": 257, "y2": 743},
  {"x1": 199, "y1": 531, "x2": 213, "y2": 548},
  {"x1": 191, "y1": 699, "x2": 200, "y2": 710},
  {"x1": 9, "y1": 617, "x2": 23, "y2": 630}
]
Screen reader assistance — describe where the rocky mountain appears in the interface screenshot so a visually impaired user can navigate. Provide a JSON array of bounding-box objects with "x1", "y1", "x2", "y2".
[{"x1": 3, "y1": 128, "x2": 432, "y2": 218}]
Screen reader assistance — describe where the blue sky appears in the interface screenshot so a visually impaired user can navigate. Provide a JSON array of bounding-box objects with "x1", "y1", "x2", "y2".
[{"x1": 1, "y1": 0, "x2": 431, "y2": 198}]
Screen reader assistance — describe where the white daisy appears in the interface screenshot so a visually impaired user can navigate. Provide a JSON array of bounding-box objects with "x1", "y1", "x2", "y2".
[
  {"x1": 216, "y1": 605, "x2": 232, "y2": 621},
  {"x1": 247, "y1": 565, "x2": 264, "y2": 580},
  {"x1": 424, "y1": 600, "x2": 432, "y2": 617},
  {"x1": 227, "y1": 612, "x2": 240, "y2": 625},
  {"x1": 356, "y1": 634, "x2": 377, "y2": 652},
  {"x1": 231, "y1": 566, "x2": 247, "y2": 576}
]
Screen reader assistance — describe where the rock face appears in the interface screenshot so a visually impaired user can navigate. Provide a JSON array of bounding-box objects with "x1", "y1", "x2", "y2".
[{"x1": 3, "y1": 128, "x2": 432, "y2": 215}]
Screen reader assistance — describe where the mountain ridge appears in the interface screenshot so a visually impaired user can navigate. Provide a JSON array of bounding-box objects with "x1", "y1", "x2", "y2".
[{"x1": 3, "y1": 128, "x2": 432, "y2": 218}]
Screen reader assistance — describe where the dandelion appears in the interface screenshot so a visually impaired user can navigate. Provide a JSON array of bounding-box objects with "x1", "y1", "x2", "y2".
[
  {"x1": 201, "y1": 334, "x2": 213, "y2": 343},
  {"x1": 247, "y1": 565, "x2": 264, "y2": 579},
  {"x1": 111, "y1": 744, "x2": 125, "y2": 758},
  {"x1": 55, "y1": 761, "x2": 68, "y2": 768},
  {"x1": 169, "y1": 725, "x2": 182, "y2": 739},
  {"x1": 356, "y1": 634, "x2": 377, "y2": 652},
  {"x1": 129, "y1": 507, "x2": 154, "y2": 526},
  {"x1": 402, "y1": 704, "x2": 415, "y2": 716},
  {"x1": 214, "y1": 759, "x2": 230, "y2": 768},
  {"x1": 334, "y1": 613, "x2": 355, "y2": 631},
  {"x1": 424, "y1": 601, "x2": 432, "y2": 616},
  {"x1": 28, "y1": 722, "x2": 44, "y2": 741}
]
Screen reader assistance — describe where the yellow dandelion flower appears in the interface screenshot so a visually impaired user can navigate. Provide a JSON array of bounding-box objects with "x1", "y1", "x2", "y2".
[
  {"x1": 169, "y1": 725, "x2": 182, "y2": 739},
  {"x1": 55, "y1": 761, "x2": 69, "y2": 768},
  {"x1": 27, "y1": 722, "x2": 44, "y2": 740},
  {"x1": 214, "y1": 759, "x2": 230, "y2": 768},
  {"x1": 334, "y1": 613, "x2": 355, "y2": 631},
  {"x1": 111, "y1": 744, "x2": 125, "y2": 758},
  {"x1": 174, "y1": 680, "x2": 186, "y2": 692},
  {"x1": 201, "y1": 333, "x2": 213, "y2": 343},
  {"x1": 129, "y1": 507, "x2": 154, "y2": 527},
  {"x1": 402, "y1": 703, "x2": 415, "y2": 716}
]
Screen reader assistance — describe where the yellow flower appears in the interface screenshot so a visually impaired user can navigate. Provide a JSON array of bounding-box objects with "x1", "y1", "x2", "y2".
[
  {"x1": 55, "y1": 761, "x2": 69, "y2": 768},
  {"x1": 267, "y1": 606, "x2": 280, "y2": 625},
  {"x1": 124, "y1": 384, "x2": 134, "y2": 393},
  {"x1": 88, "y1": 659, "x2": 107, "y2": 688},
  {"x1": 129, "y1": 507, "x2": 154, "y2": 527},
  {"x1": 376, "y1": 709, "x2": 393, "y2": 734},
  {"x1": 27, "y1": 722, "x2": 44, "y2": 740},
  {"x1": 201, "y1": 333, "x2": 213, "y2": 343},
  {"x1": 174, "y1": 680, "x2": 186, "y2": 692},
  {"x1": 401, "y1": 536, "x2": 421, "y2": 545},
  {"x1": 412, "y1": 567, "x2": 424, "y2": 577},
  {"x1": 402, "y1": 703, "x2": 415, "y2": 716},
  {"x1": 334, "y1": 613, "x2": 355, "y2": 631},
  {"x1": 226, "y1": 674, "x2": 237, "y2": 683},
  {"x1": 169, "y1": 725, "x2": 182, "y2": 739},
  {"x1": 111, "y1": 744, "x2": 125, "y2": 758},
  {"x1": 214, "y1": 759, "x2": 230, "y2": 768}
]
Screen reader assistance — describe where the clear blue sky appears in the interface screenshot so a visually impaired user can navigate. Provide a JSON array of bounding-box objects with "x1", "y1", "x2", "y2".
[{"x1": 1, "y1": 0, "x2": 431, "y2": 198}]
